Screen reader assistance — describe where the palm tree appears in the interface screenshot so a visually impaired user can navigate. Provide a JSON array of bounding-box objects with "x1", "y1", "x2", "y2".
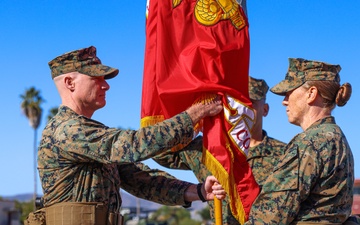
[
  {"x1": 20, "y1": 87, "x2": 44, "y2": 211},
  {"x1": 47, "y1": 107, "x2": 58, "y2": 122}
]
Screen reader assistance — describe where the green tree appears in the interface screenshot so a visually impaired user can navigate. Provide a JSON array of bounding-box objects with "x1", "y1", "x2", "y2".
[
  {"x1": 150, "y1": 206, "x2": 200, "y2": 225},
  {"x1": 15, "y1": 199, "x2": 34, "y2": 224},
  {"x1": 179, "y1": 217, "x2": 200, "y2": 225},
  {"x1": 20, "y1": 87, "x2": 44, "y2": 211},
  {"x1": 197, "y1": 206, "x2": 211, "y2": 224}
]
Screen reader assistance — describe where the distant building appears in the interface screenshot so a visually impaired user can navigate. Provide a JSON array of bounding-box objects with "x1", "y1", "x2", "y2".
[
  {"x1": 352, "y1": 179, "x2": 360, "y2": 216},
  {"x1": 0, "y1": 200, "x2": 20, "y2": 225}
]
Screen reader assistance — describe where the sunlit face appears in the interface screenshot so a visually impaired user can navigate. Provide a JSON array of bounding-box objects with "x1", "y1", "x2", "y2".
[
  {"x1": 74, "y1": 74, "x2": 110, "y2": 111},
  {"x1": 282, "y1": 86, "x2": 307, "y2": 127}
]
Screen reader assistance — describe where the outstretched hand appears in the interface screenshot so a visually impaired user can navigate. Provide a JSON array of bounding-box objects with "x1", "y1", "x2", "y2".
[
  {"x1": 185, "y1": 96, "x2": 223, "y2": 126},
  {"x1": 204, "y1": 98, "x2": 223, "y2": 117}
]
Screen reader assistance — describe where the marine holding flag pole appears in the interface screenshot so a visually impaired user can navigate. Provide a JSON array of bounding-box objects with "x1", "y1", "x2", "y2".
[{"x1": 141, "y1": 0, "x2": 260, "y2": 224}]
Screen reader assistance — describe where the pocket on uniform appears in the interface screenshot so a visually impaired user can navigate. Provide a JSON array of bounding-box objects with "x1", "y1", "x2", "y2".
[{"x1": 261, "y1": 145, "x2": 299, "y2": 193}]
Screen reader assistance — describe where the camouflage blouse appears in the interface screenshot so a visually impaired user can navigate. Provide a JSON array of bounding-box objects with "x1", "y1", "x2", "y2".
[
  {"x1": 37, "y1": 105, "x2": 195, "y2": 213},
  {"x1": 247, "y1": 130, "x2": 287, "y2": 187},
  {"x1": 153, "y1": 130, "x2": 286, "y2": 225},
  {"x1": 245, "y1": 117, "x2": 354, "y2": 225}
]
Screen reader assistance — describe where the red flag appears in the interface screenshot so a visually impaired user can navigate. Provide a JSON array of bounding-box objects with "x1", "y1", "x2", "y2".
[{"x1": 141, "y1": 0, "x2": 260, "y2": 223}]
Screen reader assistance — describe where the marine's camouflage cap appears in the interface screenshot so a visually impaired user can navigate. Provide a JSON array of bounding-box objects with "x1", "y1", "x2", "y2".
[
  {"x1": 270, "y1": 58, "x2": 341, "y2": 96},
  {"x1": 48, "y1": 46, "x2": 119, "y2": 79},
  {"x1": 249, "y1": 76, "x2": 269, "y2": 100}
]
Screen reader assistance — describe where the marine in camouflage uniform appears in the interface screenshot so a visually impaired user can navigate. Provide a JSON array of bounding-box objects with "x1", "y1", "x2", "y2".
[
  {"x1": 245, "y1": 58, "x2": 354, "y2": 225},
  {"x1": 35, "y1": 46, "x2": 225, "y2": 223},
  {"x1": 153, "y1": 76, "x2": 286, "y2": 225},
  {"x1": 39, "y1": 105, "x2": 195, "y2": 210}
]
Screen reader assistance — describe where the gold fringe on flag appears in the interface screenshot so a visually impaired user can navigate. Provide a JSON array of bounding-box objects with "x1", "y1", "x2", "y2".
[
  {"x1": 140, "y1": 115, "x2": 165, "y2": 128},
  {"x1": 202, "y1": 134, "x2": 247, "y2": 224}
]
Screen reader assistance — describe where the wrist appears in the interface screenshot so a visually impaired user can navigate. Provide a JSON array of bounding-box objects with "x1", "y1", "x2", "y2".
[
  {"x1": 197, "y1": 183, "x2": 207, "y2": 202},
  {"x1": 185, "y1": 104, "x2": 204, "y2": 125}
]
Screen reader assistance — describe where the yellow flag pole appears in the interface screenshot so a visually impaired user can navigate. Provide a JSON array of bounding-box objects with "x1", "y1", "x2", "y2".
[{"x1": 214, "y1": 198, "x2": 223, "y2": 225}]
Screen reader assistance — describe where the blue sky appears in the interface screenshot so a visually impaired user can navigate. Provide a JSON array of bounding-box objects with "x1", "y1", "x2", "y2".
[{"x1": 0, "y1": 1, "x2": 359, "y2": 196}]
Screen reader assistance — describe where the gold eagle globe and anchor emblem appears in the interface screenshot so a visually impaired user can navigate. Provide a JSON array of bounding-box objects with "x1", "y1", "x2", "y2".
[{"x1": 173, "y1": 0, "x2": 246, "y2": 30}]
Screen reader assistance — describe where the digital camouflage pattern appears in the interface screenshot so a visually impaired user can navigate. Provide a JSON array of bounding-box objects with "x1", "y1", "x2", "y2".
[
  {"x1": 271, "y1": 58, "x2": 341, "y2": 96},
  {"x1": 245, "y1": 117, "x2": 354, "y2": 225},
  {"x1": 48, "y1": 46, "x2": 119, "y2": 79},
  {"x1": 153, "y1": 131, "x2": 286, "y2": 225},
  {"x1": 247, "y1": 130, "x2": 286, "y2": 187},
  {"x1": 24, "y1": 209, "x2": 46, "y2": 225},
  {"x1": 38, "y1": 105, "x2": 196, "y2": 213},
  {"x1": 249, "y1": 76, "x2": 269, "y2": 101}
]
